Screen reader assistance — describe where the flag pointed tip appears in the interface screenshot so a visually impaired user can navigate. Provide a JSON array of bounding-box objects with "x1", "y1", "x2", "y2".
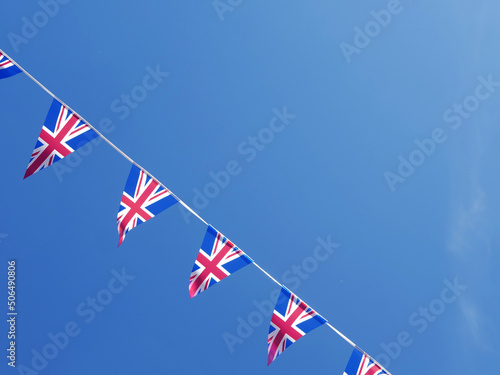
[{"x1": 188, "y1": 284, "x2": 196, "y2": 298}]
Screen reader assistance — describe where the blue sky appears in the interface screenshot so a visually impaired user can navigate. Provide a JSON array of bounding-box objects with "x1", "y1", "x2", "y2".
[{"x1": 1, "y1": 1, "x2": 500, "y2": 374}]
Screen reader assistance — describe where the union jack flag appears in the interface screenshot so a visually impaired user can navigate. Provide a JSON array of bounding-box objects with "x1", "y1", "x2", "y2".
[
  {"x1": 0, "y1": 52, "x2": 21, "y2": 79},
  {"x1": 343, "y1": 349, "x2": 389, "y2": 375},
  {"x1": 24, "y1": 99, "x2": 99, "y2": 179},
  {"x1": 268, "y1": 287, "x2": 326, "y2": 365},
  {"x1": 189, "y1": 225, "x2": 253, "y2": 298},
  {"x1": 117, "y1": 165, "x2": 177, "y2": 246}
]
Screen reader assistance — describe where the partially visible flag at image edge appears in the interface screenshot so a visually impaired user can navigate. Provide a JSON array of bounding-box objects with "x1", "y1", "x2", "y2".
[
  {"x1": 343, "y1": 348, "x2": 389, "y2": 375},
  {"x1": 0, "y1": 52, "x2": 22, "y2": 79}
]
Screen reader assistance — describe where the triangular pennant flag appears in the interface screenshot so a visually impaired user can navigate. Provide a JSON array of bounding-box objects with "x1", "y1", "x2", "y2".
[
  {"x1": 117, "y1": 165, "x2": 177, "y2": 246},
  {"x1": 0, "y1": 52, "x2": 22, "y2": 79},
  {"x1": 343, "y1": 348, "x2": 389, "y2": 375},
  {"x1": 267, "y1": 287, "x2": 326, "y2": 365},
  {"x1": 189, "y1": 225, "x2": 253, "y2": 298},
  {"x1": 24, "y1": 99, "x2": 99, "y2": 178}
]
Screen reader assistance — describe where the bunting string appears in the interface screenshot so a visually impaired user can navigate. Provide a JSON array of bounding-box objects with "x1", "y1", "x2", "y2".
[
  {"x1": 1, "y1": 47, "x2": 391, "y2": 374},
  {"x1": 0, "y1": 49, "x2": 207, "y2": 226},
  {"x1": 252, "y1": 262, "x2": 282, "y2": 287}
]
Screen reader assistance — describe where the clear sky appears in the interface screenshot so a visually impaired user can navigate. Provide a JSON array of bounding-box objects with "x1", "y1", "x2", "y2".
[{"x1": 1, "y1": 1, "x2": 499, "y2": 374}]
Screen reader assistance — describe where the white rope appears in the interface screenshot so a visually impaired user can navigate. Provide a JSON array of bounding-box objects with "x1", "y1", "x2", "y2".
[
  {"x1": 252, "y1": 262, "x2": 282, "y2": 287},
  {"x1": 1, "y1": 48, "x2": 389, "y2": 373},
  {"x1": 326, "y1": 322, "x2": 357, "y2": 347}
]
